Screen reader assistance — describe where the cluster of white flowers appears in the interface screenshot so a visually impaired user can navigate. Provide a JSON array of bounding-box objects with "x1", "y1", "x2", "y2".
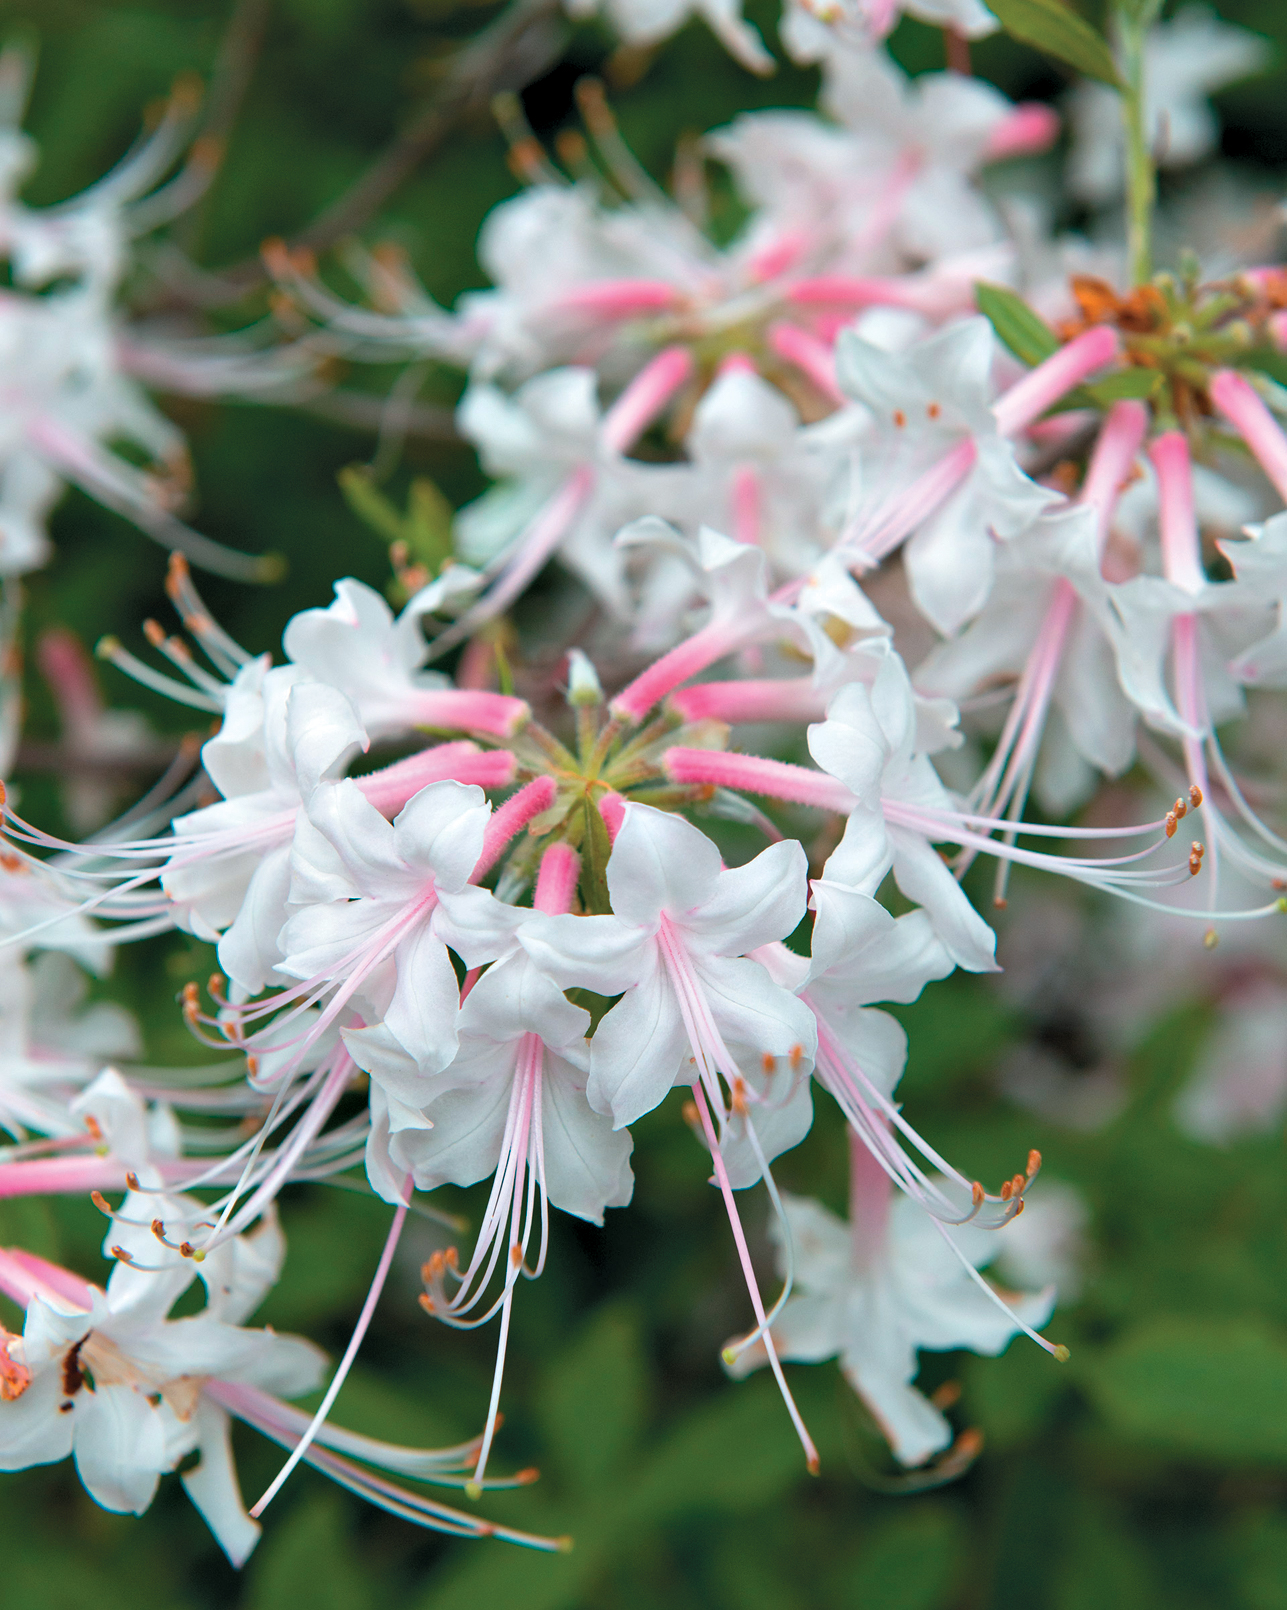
[{"x1": 0, "y1": 0, "x2": 1283, "y2": 1572}]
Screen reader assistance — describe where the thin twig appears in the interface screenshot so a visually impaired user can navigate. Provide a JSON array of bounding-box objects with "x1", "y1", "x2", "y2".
[{"x1": 199, "y1": 0, "x2": 567, "y2": 302}]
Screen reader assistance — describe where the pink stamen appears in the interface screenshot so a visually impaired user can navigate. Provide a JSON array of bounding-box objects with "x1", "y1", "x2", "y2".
[
  {"x1": 992, "y1": 327, "x2": 1121, "y2": 437},
  {"x1": 766, "y1": 323, "x2": 844, "y2": 408},
  {"x1": 533, "y1": 842, "x2": 580, "y2": 915},
  {"x1": 689, "y1": 1081, "x2": 820, "y2": 1474},
  {"x1": 600, "y1": 346, "x2": 695, "y2": 456},
  {"x1": 1209, "y1": 368, "x2": 1287, "y2": 503},
  {"x1": 669, "y1": 679, "x2": 829, "y2": 726},
  {"x1": 981, "y1": 103, "x2": 1060, "y2": 163},
  {"x1": 1150, "y1": 431, "x2": 1205, "y2": 595},
  {"x1": 472, "y1": 777, "x2": 557, "y2": 881}
]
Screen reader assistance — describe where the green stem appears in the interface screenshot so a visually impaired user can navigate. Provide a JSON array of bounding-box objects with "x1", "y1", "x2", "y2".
[{"x1": 1119, "y1": 3, "x2": 1161, "y2": 286}]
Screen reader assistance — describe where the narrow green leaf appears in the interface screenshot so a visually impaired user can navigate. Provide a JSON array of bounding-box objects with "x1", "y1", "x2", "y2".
[
  {"x1": 974, "y1": 282, "x2": 1060, "y2": 368},
  {"x1": 580, "y1": 798, "x2": 614, "y2": 915},
  {"x1": 1084, "y1": 368, "x2": 1165, "y2": 405},
  {"x1": 337, "y1": 464, "x2": 406, "y2": 548},
  {"x1": 406, "y1": 475, "x2": 456, "y2": 570},
  {"x1": 987, "y1": 0, "x2": 1123, "y2": 87}
]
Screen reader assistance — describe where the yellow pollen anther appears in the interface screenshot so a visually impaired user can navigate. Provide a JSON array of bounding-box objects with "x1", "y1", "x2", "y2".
[
  {"x1": 1053, "y1": 1344, "x2": 1071, "y2": 1363},
  {"x1": 1204, "y1": 928, "x2": 1220, "y2": 949}
]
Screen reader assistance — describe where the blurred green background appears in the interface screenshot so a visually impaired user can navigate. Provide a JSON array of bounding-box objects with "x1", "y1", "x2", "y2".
[{"x1": 6, "y1": 1, "x2": 1287, "y2": 1606}]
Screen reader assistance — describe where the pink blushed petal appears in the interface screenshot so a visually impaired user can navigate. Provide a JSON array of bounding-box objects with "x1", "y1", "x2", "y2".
[
  {"x1": 767, "y1": 323, "x2": 844, "y2": 408},
  {"x1": 600, "y1": 346, "x2": 695, "y2": 456},
  {"x1": 472, "y1": 777, "x2": 558, "y2": 881},
  {"x1": 982, "y1": 103, "x2": 1060, "y2": 163},
  {"x1": 1150, "y1": 431, "x2": 1205, "y2": 595},
  {"x1": 533, "y1": 843, "x2": 580, "y2": 915},
  {"x1": 666, "y1": 747, "x2": 857, "y2": 813},
  {"x1": 1079, "y1": 399, "x2": 1148, "y2": 559},
  {"x1": 669, "y1": 679, "x2": 829, "y2": 726},
  {"x1": 1210, "y1": 368, "x2": 1287, "y2": 503}
]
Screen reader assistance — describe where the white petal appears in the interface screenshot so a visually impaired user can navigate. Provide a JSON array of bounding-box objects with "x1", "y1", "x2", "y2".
[
  {"x1": 180, "y1": 1400, "x2": 261, "y2": 1567},
  {"x1": 73, "y1": 1385, "x2": 166, "y2": 1514}
]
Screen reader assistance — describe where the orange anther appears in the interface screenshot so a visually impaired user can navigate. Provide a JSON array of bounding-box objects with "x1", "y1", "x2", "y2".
[
  {"x1": 143, "y1": 619, "x2": 166, "y2": 647},
  {"x1": 789, "y1": 1043, "x2": 805, "y2": 1071},
  {"x1": 1189, "y1": 784, "x2": 1203, "y2": 808},
  {"x1": 927, "y1": 402, "x2": 941, "y2": 420},
  {"x1": 1165, "y1": 812, "x2": 1177, "y2": 838},
  {"x1": 151, "y1": 1219, "x2": 166, "y2": 1240},
  {"x1": 125, "y1": 1172, "x2": 141, "y2": 1192},
  {"x1": 1000, "y1": 1180, "x2": 1013, "y2": 1201},
  {"x1": 761, "y1": 1052, "x2": 775, "y2": 1074},
  {"x1": 1027, "y1": 1149, "x2": 1041, "y2": 1176},
  {"x1": 971, "y1": 1181, "x2": 984, "y2": 1207},
  {"x1": 179, "y1": 1242, "x2": 195, "y2": 1258},
  {"x1": 510, "y1": 1244, "x2": 523, "y2": 1268},
  {"x1": 1174, "y1": 795, "x2": 1187, "y2": 820},
  {"x1": 892, "y1": 409, "x2": 907, "y2": 427},
  {"x1": 90, "y1": 1191, "x2": 111, "y2": 1216},
  {"x1": 418, "y1": 1293, "x2": 435, "y2": 1314}
]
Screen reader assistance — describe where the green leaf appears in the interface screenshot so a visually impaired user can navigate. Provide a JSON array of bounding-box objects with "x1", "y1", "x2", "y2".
[
  {"x1": 629, "y1": 1378, "x2": 808, "y2": 1520},
  {"x1": 580, "y1": 798, "x2": 614, "y2": 915},
  {"x1": 1229, "y1": 1512, "x2": 1287, "y2": 1610},
  {"x1": 832, "y1": 1505, "x2": 967, "y2": 1610},
  {"x1": 986, "y1": 0, "x2": 1124, "y2": 87},
  {"x1": 248, "y1": 1492, "x2": 376, "y2": 1610},
  {"x1": 1083, "y1": 368, "x2": 1166, "y2": 405},
  {"x1": 539, "y1": 1305, "x2": 649, "y2": 1492},
  {"x1": 337, "y1": 464, "x2": 407, "y2": 548},
  {"x1": 1082, "y1": 1316, "x2": 1287, "y2": 1462},
  {"x1": 407, "y1": 476, "x2": 456, "y2": 571},
  {"x1": 1053, "y1": 1501, "x2": 1159, "y2": 1610},
  {"x1": 974, "y1": 283, "x2": 1061, "y2": 368}
]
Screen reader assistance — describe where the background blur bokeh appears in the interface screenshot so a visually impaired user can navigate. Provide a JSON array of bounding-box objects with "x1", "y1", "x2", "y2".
[{"x1": 6, "y1": 2, "x2": 1287, "y2": 1606}]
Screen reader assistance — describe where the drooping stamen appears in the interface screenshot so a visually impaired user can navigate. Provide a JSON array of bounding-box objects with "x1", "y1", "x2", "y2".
[{"x1": 251, "y1": 1174, "x2": 412, "y2": 1518}]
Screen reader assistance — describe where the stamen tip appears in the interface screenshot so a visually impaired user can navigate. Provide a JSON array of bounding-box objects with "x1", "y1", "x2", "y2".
[
  {"x1": 1204, "y1": 927, "x2": 1220, "y2": 949},
  {"x1": 556, "y1": 1535, "x2": 575, "y2": 1554},
  {"x1": 806, "y1": 1453, "x2": 821, "y2": 1476},
  {"x1": 1053, "y1": 1343, "x2": 1071, "y2": 1363},
  {"x1": 465, "y1": 1480, "x2": 483, "y2": 1501}
]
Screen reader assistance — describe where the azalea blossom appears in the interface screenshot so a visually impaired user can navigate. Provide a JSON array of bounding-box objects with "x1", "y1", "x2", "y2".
[{"x1": 726, "y1": 1143, "x2": 1054, "y2": 1466}]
